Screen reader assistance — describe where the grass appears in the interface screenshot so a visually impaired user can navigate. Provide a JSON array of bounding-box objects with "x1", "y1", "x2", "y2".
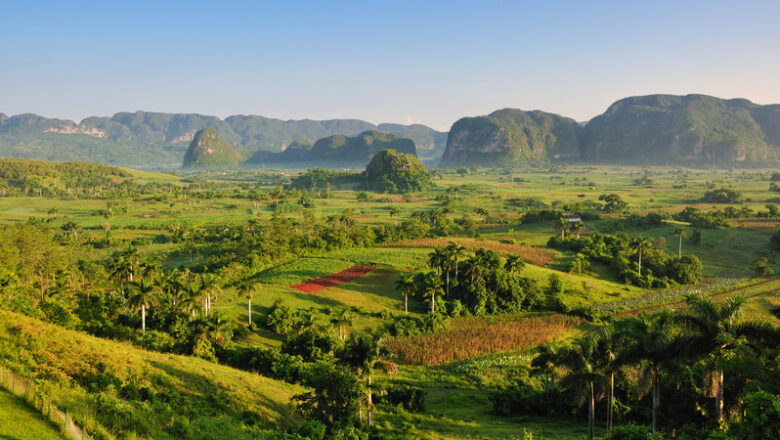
[
  {"x1": 0, "y1": 389, "x2": 66, "y2": 440},
  {"x1": 0, "y1": 310, "x2": 302, "y2": 439}
]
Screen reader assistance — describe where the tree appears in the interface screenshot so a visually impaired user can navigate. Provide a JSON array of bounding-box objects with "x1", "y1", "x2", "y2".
[
  {"x1": 556, "y1": 216, "x2": 569, "y2": 241},
  {"x1": 674, "y1": 226, "x2": 687, "y2": 258},
  {"x1": 337, "y1": 332, "x2": 396, "y2": 426},
  {"x1": 629, "y1": 236, "x2": 651, "y2": 277},
  {"x1": 675, "y1": 295, "x2": 771, "y2": 425},
  {"x1": 418, "y1": 271, "x2": 444, "y2": 314},
  {"x1": 293, "y1": 362, "x2": 364, "y2": 427},
  {"x1": 128, "y1": 278, "x2": 159, "y2": 339},
  {"x1": 570, "y1": 220, "x2": 585, "y2": 239},
  {"x1": 330, "y1": 307, "x2": 354, "y2": 340},
  {"x1": 199, "y1": 273, "x2": 222, "y2": 316},
  {"x1": 428, "y1": 247, "x2": 453, "y2": 296},
  {"x1": 395, "y1": 273, "x2": 416, "y2": 315},
  {"x1": 556, "y1": 337, "x2": 603, "y2": 440},
  {"x1": 592, "y1": 325, "x2": 619, "y2": 434},
  {"x1": 388, "y1": 206, "x2": 400, "y2": 224},
  {"x1": 599, "y1": 194, "x2": 627, "y2": 214},
  {"x1": 504, "y1": 254, "x2": 525, "y2": 275},
  {"x1": 237, "y1": 281, "x2": 259, "y2": 326},
  {"x1": 751, "y1": 257, "x2": 774, "y2": 277},
  {"x1": 445, "y1": 241, "x2": 467, "y2": 280},
  {"x1": 618, "y1": 311, "x2": 676, "y2": 434},
  {"x1": 531, "y1": 342, "x2": 562, "y2": 397}
]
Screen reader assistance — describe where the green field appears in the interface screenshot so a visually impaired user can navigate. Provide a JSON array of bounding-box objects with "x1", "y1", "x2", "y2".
[{"x1": 0, "y1": 390, "x2": 65, "y2": 440}]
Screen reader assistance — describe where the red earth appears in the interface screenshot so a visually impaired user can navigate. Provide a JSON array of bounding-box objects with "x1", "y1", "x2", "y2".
[{"x1": 290, "y1": 265, "x2": 375, "y2": 293}]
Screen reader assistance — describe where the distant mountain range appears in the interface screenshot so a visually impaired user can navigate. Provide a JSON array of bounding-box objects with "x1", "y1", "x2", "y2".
[
  {"x1": 245, "y1": 130, "x2": 417, "y2": 168},
  {"x1": 3, "y1": 94, "x2": 780, "y2": 169},
  {"x1": 441, "y1": 94, "x2": 780, "y2": 168},
  {"x1": 0, "y1": 111, "x2": 446, "y2": 168}
]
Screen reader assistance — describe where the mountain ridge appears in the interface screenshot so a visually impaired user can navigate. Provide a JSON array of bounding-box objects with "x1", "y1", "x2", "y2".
[
  {"x1": 0, "y1": 110, "x2": 447, "y2": 168},
  {"x1": 440, "y1": 94, "x2": 780, "y2": 168}
]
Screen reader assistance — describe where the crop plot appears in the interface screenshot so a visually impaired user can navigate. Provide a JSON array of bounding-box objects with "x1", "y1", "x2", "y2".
[{"x1": 290, "y1": 265, "x2": 375, "y2": 293}]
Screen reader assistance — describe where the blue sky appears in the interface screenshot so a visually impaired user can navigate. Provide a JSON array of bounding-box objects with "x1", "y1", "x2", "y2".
[{"x1": 1, "y1": 0, "x2": 779, "y2": 130}]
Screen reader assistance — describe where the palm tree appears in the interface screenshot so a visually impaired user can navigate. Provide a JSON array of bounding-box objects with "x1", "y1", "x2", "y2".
[
  {"x1": 630, "y1": 236, "x2": 651, "y2": 277},
  {"x1": 128, "y1": 278, "x2": 159, "y2": 339},
  {"x1": 674, "y1": 226, "x2": 687, "y2": 258},
  {"x1": 428, "y1": 247, "x2": 454, "y2": 296},
  {"x1": 593, "y1": 324, "x2": 619, "y2": 435},
  {"x1": 337, "y1": 332, "x2": 396, "y2": 427},
  {"x1": 556, "y1": 337, "x2": 603, "y2": 440},
  {"x1": 504, "y1": 254, "x2": 525, "y2": 275},
  {"x1": 200, "y1": 273, "x2": 222, "y2": 316},
  {"x1": 445, "y1": 241, "x2": 467, "y2": 280},
  {"x1": 675, "y1": 295, "x2": 772, "y2": 425},
  {"x1": 618, "y1": 311, "x2": 676, "y2": 434},
  {"x1": 418, "y1": 271, "x2": 444, "y2": 314},
  {"x1": 237, "y1": 282, "x2": 259, "y2": 326},
  {"x1": 395, "y1": 273, "x2": 416, "y2": 315},
  {"x1": 570, "y1": 221, "x2": 585, "y2": 239},
  {"x1": 556, "y1": 216, "x2": 569, "y2": 241},
  {"x1": 330, "y1": 307, "x2": 354, "y2": 340},
  {"x1": 531, "y1": 342, "x2": 562, "y2": 397}
]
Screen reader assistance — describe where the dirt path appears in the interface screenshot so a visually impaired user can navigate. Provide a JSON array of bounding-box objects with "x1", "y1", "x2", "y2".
[
  {"x1": 290, "y1": 265, "x2": 375, "y2": 293},
  {"x1": 615, "y1": 278, "x2": 778, "y2": 316}
]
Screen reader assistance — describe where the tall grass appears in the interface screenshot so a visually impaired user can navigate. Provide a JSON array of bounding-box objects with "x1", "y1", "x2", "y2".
[
  {"x1": 388, "y1": 314, "x2": 581, "y2": 365},
  {"x1": 387, "y1": 237, "x2": 555, "y2": 266}
]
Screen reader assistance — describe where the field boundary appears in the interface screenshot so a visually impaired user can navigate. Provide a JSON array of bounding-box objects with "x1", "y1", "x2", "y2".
[{"x1": 0, "y1": 364, "x2": 91, "y2": 440}]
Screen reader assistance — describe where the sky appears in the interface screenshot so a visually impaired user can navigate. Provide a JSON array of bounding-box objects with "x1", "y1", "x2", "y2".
[{"x1": 1, "y1": 0, "x2": 779, "y2": 131}]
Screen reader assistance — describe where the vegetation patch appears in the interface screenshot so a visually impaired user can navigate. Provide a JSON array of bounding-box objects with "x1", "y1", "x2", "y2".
[
  {"x1": 388, "y1": 237, "x2": 555, "y2": 266},
  {"x1": 289, "y1": 265, "x2": 375, "y2": 293},
  {"x1": 388, "y1": 314, "x2": 581, "y2": 365}
]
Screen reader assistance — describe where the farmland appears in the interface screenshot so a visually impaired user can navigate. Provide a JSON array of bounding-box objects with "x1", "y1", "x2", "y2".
[{"x1": 0, "y1": 161, "x2": 777, "y2": 439}]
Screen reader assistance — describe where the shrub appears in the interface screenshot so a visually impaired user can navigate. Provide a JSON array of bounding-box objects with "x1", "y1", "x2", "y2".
[
  {"x1": 607, "y1": 424, "x2": 663, "y2": 440},
  {"x1": 376, "y1": 385, "x2": 425, "y2": 412}
]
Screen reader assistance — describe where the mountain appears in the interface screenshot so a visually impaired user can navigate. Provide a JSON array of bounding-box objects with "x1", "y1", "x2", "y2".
[
  {"x1": 438, "y1": 108, "x2": 582, "y2": 168},
  {"x1": 438, "y1": 95, "x2": 780, "y2": 168},
  {"x1": 581, "y1": 94, "x2": 780, "y2": 165},
  {"x1": 377, "y1": 123, "x2": 448, "y2": 160},
  {"x1": 363, "y1": 149, "x2": 431, "y2": 193},
  {"x1": 246, "y1": 130, "x2": 417, "y2": 168},
  {"x1": 0, "y1": 111, "x2": 446, "y2": 168},
  {"x1": 182, "y1": 128, "x2": 243, "y2": 168}
]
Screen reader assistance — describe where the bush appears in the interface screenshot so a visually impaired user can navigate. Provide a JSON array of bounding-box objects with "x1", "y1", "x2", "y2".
[
  {"x1": 376, "y1": 385, "x2": 425, "y2": 412},
  {"x1": 729, "y1": 391, "x2": 780, "y2": 440},
  {"x1": 607, "y1": 424, "x2": 663, "y2": 440}
]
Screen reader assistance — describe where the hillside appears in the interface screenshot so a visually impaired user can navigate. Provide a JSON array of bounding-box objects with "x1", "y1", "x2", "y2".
[
  {"x1": 438, "y1": 109, "x2": 582, "y2": 168},
  {"x1": 0, "y1": 310, "x2": 301, "y2": 439},
  {"x1": 182, "y1": 128, "x2": 243, "y2": 168},
  {"x1": 581, "y1": 94, "x2": 780, "y2": 165},
  {"x1": 246, "y1": 130, "x2": 417, "y2": 168},
  {"x1": 0, "y1": 111, "x2": 446, "y2": 168}
]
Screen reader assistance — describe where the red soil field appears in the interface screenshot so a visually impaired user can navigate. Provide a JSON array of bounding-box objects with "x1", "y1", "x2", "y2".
[{"x1": 290, "y1": 265, "x2": 375, "y2": 293}]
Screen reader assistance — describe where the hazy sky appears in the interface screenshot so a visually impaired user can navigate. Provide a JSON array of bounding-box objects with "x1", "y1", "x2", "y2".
[{"x1": 2, "y1": 0, "x2": 779, "y2": 130}]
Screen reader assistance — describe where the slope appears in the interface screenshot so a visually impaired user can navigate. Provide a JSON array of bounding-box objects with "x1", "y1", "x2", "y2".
[{"x1": 0, "y1": 310, "x2": 302, "y2": 440}]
